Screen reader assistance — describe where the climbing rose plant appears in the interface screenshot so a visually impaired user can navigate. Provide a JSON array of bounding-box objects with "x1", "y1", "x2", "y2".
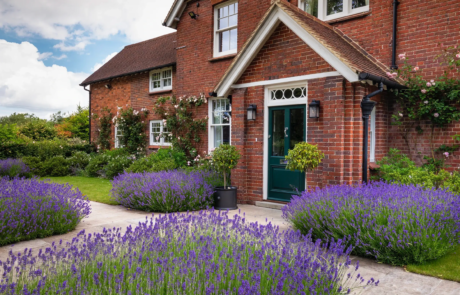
[
  {"x1": 92, "y1": 107, "x2": 113, "y2": 152},
  {"x1": 113, "y1": 106, "x2": 149, "y2": 156},
  {"x1": 153, "y1": 95, "x2": 207, "y2": 159},
  {"x1": 389, "y1": 45, "x2": 460, "y2": 166}
]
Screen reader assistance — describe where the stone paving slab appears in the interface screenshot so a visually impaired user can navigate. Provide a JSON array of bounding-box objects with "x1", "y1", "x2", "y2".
[{"x1": 1, "y1": 202, "x2": 459, "y2": 294}]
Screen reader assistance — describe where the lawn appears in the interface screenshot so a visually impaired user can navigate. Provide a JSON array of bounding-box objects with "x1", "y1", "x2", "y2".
[
  {"x1": 41, "y1": 176, "x2": 117, "y2": 205},
  {"x1": 406, "y1": 245, "x2": 460, "y2": 282}
]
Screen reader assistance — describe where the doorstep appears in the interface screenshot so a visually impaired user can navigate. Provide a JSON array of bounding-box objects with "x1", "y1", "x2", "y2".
[{"x1": 254, "y1": 201, "x2": 285, "y2": 210}]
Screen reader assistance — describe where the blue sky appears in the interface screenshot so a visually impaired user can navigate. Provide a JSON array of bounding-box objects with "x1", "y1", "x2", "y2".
[{"x1": 0, "y1": 0, "x2": 175, "y2": 118}]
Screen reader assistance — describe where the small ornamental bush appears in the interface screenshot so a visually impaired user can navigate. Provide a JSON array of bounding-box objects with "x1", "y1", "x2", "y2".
[
  {"x1": 0, "y1": 159, "x2": 31, "y2": 178},
  {"x1": 285, "y1": 142, "x2": 324, "y2": 187},
  {"x1": 112, "y1": 170, "x2": 215, "y2": 212},
  {"x1": 0, "y1": 210, "x2": 378, "y2": 294},
  {"x1": 0, "y1": 177, "x2": 91, "y2": 246},
  {"x1": 104, "y1": 155, "x2": 134, "y2": 180},
  {"x1": 211, "y1": 144, "x2": 241, "y2": 188},
  {"x1": 22, "y1": 156, "x2": 70, "y2": 177},
  {"x1": 85, "y1": 154, "x2": 111, "y2": 177},
  {"x1": 126, "y1": 148, "x2": 186, "y2": 173},
  {"x1": 283, "y1": 182, "x2": 460, "y2": 266}
]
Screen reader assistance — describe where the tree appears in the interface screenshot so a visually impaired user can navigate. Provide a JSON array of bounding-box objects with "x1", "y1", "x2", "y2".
[
  {"x1": 211, "y1": 144, "x2": 241, "y2": 188},
  {"x1": 285, "y1": 142, "x2": 324, "y2": 189}
]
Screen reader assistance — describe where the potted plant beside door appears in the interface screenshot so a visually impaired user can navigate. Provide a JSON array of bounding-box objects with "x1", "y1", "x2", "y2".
[
  {"x1": 211, "y1": 144, "x2": 241, "y2": 210},
  {"x1": 285, "y1": 142, "x2": 324, "y2": 190}
]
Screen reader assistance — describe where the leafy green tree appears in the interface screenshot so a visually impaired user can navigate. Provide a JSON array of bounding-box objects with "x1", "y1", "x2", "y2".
[
  {"x1": 0, "y1": 113, "x2": 39, "y2": 126},
  {"x1": 211, "y1": 144, "x2": 241, "y2": 188},
  {"x1": 19, "y1": 120, "x2": 57, "y2": 141},
  {"x1": 55, "y1": 106, "x2": 89, "y2": 141},
  {"x1": 285, "y1": 142, "x2": 324, "y2": 189}
]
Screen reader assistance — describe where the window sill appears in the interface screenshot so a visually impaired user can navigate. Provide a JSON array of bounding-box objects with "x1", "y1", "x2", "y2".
[
  {"x1": 209, "y1": 53, "x2": 237, "y2": 62},
  {"x1": 325, "y1": 11, "x2": 371, "y2": 24},
  {"x1": 369, "y1": 162, "x2": 380, "y2": 170},
  {"x1": 149, "y1": 89, "x2": 172, "y2": 95}
]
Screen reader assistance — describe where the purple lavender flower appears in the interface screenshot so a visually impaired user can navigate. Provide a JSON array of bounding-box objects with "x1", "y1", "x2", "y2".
[
  {"x1": 0, "y1": 159, "x2": 31, "y2": 178},
  {"x1": 282, "y1": 182, "x2": 460, "y2": 265},
  {"x1": 0, "y1": 210, "x2": 377, "y2": 294},
  {"x1": 112, "y1": 170, "x2": 216, "y2": 212},
  {"x1": 0, "y1": 177, "x2": 91, "y2": 246}
]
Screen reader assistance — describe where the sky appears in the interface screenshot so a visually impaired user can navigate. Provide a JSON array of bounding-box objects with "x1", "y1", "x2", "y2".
[{"x1": 0, "y1": 0, "x2": 175, "y2": 119}]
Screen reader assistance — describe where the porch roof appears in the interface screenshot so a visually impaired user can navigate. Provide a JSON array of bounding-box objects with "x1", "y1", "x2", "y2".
[
  {"x1": 80, "y1": 33, "x2": 177, "y2": 86},
  {"x1": 214, "y1": 0, "x2": 403, "y2": 97}
]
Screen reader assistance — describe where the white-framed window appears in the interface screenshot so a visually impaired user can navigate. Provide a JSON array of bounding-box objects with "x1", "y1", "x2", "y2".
[
  {"x1": 150, "y1": 120, "x2": 171, "y2": 146},
  {"x1": 114, "y1": 126, "x2": 123, "y2": 148},
  {"x1": 370, "y1": 107, "x2": 376, "y2": 162},
  {"x1": 299, "y1": 0, "x2": 369, "y2": 21},
  {"x1": 213, "y1": 0, "x2": 238, "y2": 58},
  {"x1": 149, "y1": 67, "x2": 172, "y2": 92},
  {"x1": 208, "y1": 98, "x2": 231, "y2": 150}
]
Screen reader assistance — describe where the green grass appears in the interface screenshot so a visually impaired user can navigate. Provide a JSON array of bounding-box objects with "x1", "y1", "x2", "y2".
[
  {"x1": 41, "y1": 176, "x2": 118, "y2": 205},
  {"x1": 406, "y1": 245, "x2": 460, "y2": 282}
]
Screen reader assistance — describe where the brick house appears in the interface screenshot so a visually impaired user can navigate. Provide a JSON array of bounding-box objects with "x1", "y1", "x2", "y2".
[{"x1": 81, "y1": 0, "x2": 460, "y2": 204}]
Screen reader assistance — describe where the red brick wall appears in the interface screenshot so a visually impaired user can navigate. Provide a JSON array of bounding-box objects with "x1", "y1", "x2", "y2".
[
  {"x1": 90, "y1": 70, "x2": 177, "y2": 150},
  {"x1": 237, "y1": 23, "x2": 335, "y2": 84}
]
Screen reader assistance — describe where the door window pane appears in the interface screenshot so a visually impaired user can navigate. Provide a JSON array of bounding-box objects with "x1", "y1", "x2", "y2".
[
  {"x1": 290, "y1": 109, "x2": 305, "y2": 149},
  {"x1": 272, "y1": 110, "x2": 285, "y2": 156},
  {"x1": 352, "y1": 0, "x2": 369, "y2": 9},
  {"x1": 327, "y1": 0, "x2": 343, "y2": 15}
]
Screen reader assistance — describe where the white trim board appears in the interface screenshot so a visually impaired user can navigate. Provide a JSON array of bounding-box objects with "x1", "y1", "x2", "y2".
[
  {"x1": 232, "y1": 71, "x2": 340, "y2": 89},
  {"x1": 214, "y1": 5, "x2": 359, "y2": 97}
]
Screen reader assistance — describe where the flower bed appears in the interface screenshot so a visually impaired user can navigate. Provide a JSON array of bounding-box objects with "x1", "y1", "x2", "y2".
[
  {"x1": 282, "y1": 182, "x2": 460, "y2": 265},
  {"x1": 0, "y1": 158, "x2": 31, "y2": 178},
  {"x1": 0, "y1": 210, "x2": 378, "y2": 294},
  {"x1": 112, "y1": 170, "x2": 216, "y2": 213},
  {"x1": 0, "y1": 177, "x2": 91, "y2": 246}
]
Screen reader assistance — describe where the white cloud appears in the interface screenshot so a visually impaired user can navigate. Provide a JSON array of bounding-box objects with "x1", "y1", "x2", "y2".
[
  {"x1": 0, "y1": 0, "x2": 176, "y2": 51},
  {"x1": 0, "y1": 40, "x2": 88, "y2": 118},
  {"x1": 92, "y1": 52, "x2": 118, "y2": 72},
  {"x1": 53, "y1": 54, "x2": 67, "y2": 60},
  {"x1": 38, "y1": 52, "x2": 53, "y2": 60}
]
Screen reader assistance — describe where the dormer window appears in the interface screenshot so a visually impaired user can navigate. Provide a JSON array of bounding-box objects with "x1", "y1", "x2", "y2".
[
  {"x1": 299, "y1": 0, "x2": 369, "y2": 21},
  {"x1": 149, "y1": 67, "x2": 172, "y2": 92},
  {"x1": 214, "y1": 1, "x2": 238, "y2": 58}
]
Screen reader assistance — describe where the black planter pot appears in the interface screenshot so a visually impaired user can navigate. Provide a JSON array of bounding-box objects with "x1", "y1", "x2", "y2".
[{"x1": 214, "y1": 186, "x2": 238, "y2": 210}]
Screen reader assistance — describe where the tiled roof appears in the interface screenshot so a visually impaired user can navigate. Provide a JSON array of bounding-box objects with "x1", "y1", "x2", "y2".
[
  {"x1": 80, "y1": 33, "x2": 177, "y2": 86},
  {"x1": 277, "y1": 0, "x2": 397, "y2": 81},
  {"x1": 214, "y1": 0, "x2": 402, "y2": 93}
]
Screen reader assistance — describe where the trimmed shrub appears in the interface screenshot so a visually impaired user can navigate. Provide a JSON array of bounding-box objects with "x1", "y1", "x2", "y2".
[
  {"x1": 85, "y1": 154, "x2": 111, "y2": 177},
  {"x1": 23, "y1": 156, "x2": 69, "y2": 177},
  {"x1": 0, "y1": 140, "x2": 94, "y2": 160},
  {"x1": 126, "y1": 148, "x2": 186, "y2": 173},
  {"x1": 0, "y1": 210, "x2": 378, "y2": 294},
  {"x1": 282, "y1": 182, "x2": 460, "y2": 265},
  {"x1": 0, "y1": 177, "x2": 91, "y2": 246},
  {"x1": 112, "y1": 170, "x2": 215, "y2": 212},
  {"x1": 67, "y1": 151, "x2": 91, "y2": 175},
  {"x1": 0, "y1": 159, "x2": 31, "y2": 178},
  {"x1": 104, "y1": 155, "x2": 134, "y2": 180}
]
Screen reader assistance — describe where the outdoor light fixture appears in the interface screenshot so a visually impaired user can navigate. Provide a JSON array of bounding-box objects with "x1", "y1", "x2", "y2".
[
  {"x1": 309, "y1": 100, "x2": 320, "y2": 118},
  {"x1": 247, "y1": 104, "x2": 257, "y2": 121},
  {"x1": 189, "y1": 11, "x2": 198, "y2": 19},
  {"x1": 105, "y1": 84, "x2": 112, "y2": 89}
]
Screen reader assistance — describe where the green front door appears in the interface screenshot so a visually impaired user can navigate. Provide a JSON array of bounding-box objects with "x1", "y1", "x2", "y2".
[{"x1": 268, "y1": 105, "x2": 306, "y2": 202}]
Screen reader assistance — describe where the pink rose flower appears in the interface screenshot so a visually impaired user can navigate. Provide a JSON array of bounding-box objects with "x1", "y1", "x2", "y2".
[
  {"x1": 398, "y1": 53, "x2": 406, "y2": 60},
  {"x1": 399, "y1": 113, "x2": 403, "y2": 117},
  {"x1": 434, "y1": 113, "x2": 439, "y2": 118},
  {"x1": 421, "y1": 89, "x2": 427, "y2": 94},
  {"x1": 456, "y1": 53, "x2": 460, "y2": 58},
  {"x1": 424, "y1": 100, "x2": 429, "y2": 104},
  {"x1": 414, "y1": 66, "x2": 419, "y2": 71},
  {"x1": 426, "y1": 82, "x2": 432, "y2": 87},
  {"x1": 444, "y1": 152, "x2": 450, "y2": 158}
]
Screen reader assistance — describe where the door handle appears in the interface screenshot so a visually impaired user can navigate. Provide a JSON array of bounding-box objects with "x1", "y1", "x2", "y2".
[{"x1": 284, "y1": 127, "x2": 288, "y2": 137}]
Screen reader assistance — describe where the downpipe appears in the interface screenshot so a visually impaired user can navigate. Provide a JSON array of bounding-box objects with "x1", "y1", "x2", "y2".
[
  {"x1": 361, "y1": 82, "x2": 383, "y2": 183},
  {"x1": 83, "y1": 85, "x2": 91, "y2": 144}
]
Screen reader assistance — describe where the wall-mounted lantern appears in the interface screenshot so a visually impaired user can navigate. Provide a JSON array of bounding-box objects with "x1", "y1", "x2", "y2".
[
  {"x1": 309, "y1": 100, "x2": 320, "y2": 118},
  {"x1": 247, "y1": 104, "x2": 257, "y2": 121},
  {"x1": 188, "y1": 11, "x2": 198, "y2": 19},
  {"x1": 105, "y1": 84, "x2": 112, "y2": 89}
]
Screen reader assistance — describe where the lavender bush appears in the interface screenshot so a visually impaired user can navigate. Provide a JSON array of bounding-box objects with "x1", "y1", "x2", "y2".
[
  {"x1": 112, "y1": 170, "x2": 215, "y2": 212},
  {"x1": 0, "y1": 210, "x2": 378, "y2": 294},
  {"x1": 283, "y1": 182, "x2": 460, "y2": 265},
  {"x1": 0, "y1": 177, "x2": 91, "y2": 246},
  {"x1": 0, "y1": 159, "x2": 31, "y2": 178}
]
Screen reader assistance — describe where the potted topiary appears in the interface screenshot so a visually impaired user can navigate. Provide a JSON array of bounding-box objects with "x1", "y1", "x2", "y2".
[
  {"x1": 285, "y1": 142, "x2": 324, "y2": 189},
  {"x1": 211, "y1": 144, "x2": 241, "y2": 210}
]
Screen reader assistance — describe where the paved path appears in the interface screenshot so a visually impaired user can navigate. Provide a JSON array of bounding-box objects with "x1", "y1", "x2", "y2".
[{"x1": 1, "y1": 202, "x2": 459, "y2": 294}]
